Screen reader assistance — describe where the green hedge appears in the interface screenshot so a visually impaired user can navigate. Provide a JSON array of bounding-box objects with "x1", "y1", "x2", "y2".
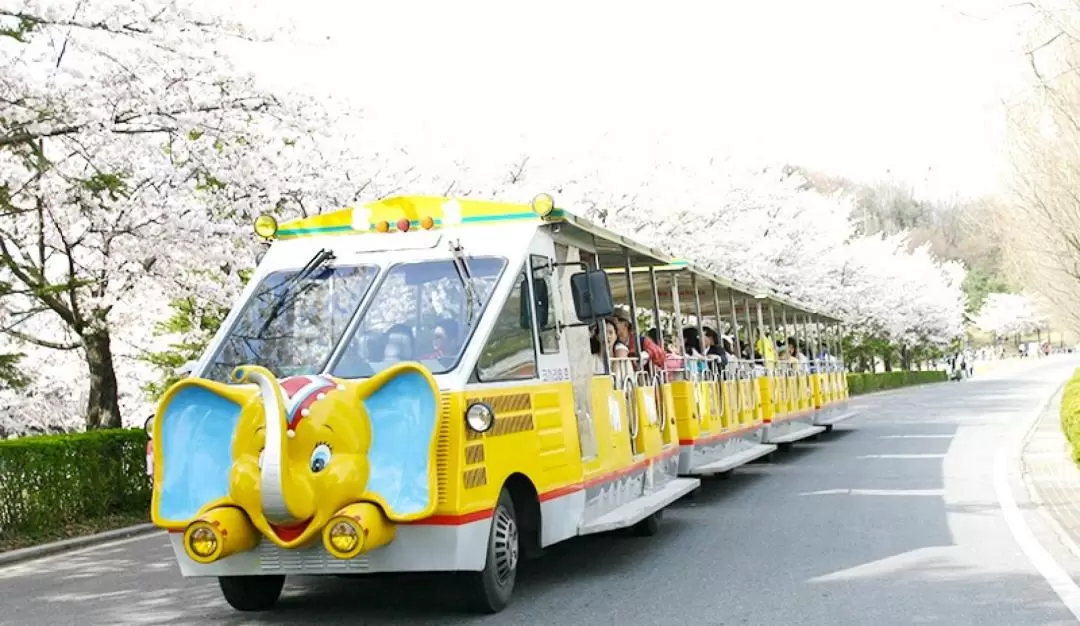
[
  {"x1": 1060, "y1": 368, "x2": 1080, "y2": 465},
  {"x1": 847, "y1": 370, "x2": 948, "y2": 396},
  {"x1": 0, "y1": 429, "x2": 149, "y2": 544}
]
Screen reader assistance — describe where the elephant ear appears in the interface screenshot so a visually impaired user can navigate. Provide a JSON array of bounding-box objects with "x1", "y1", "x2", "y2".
[
  {"x1": 151, "y1": 379, "x2": 253, "y2": 529},
  {"x1": 358, "y1": 363, "x2": 441, "y2": 521}
]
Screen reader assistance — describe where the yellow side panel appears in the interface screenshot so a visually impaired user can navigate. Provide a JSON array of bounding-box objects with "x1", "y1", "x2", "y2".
[
  {"x1": 757, "y1": 376, "x2": 774, "y2": 422},
  {"x1": 659, "y1": 384, "x2": 680, "y2": 446},
  {"x1": 437, "y1": 382, "x2": 582, "y2": 518},
  {"x1": 721, "y1": 379, "x2": 736, "y2": 429},
  {"x1": 669, "y1": 380, "x2": 700, "y2": 443},
  {"x1": 811, "y1": 373, "x2": 823, "y2": 409},
  {"x1": 585, "y1": 376, "x2": 633, "y2": 479},
  {"x1": 633, "y1": 385, "x2": 664, "y2": 458}
]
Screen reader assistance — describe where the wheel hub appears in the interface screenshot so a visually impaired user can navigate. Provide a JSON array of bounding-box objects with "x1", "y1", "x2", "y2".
[{"x1": 493, "y1": 508, "x2": 518, "y2": 586}]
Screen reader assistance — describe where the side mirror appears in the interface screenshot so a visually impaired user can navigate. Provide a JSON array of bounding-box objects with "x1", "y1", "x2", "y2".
[
  {"x1": 569, "y1": 270, "x2": 614, "y2": 321},
  {"x1": 144, "y1": 414, "x2": 154, "y2": 438}
]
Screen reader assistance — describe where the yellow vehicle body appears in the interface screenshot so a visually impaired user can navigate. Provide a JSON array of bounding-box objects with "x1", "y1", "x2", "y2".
[{"x1": 147, "y1": 193, "x2": 851, "y2": 615}]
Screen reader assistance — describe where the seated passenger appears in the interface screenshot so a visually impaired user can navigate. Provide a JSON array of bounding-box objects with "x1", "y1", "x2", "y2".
[
  {"x1": 593, "y1": 318, "x2": 630, "y2": 375},
  {"x1": 683, "y1": 327, "x2": 704, "y2": 357},
  {"x1": 681, "y1": 328, "x2": 708, "y2": 375},
  {"x1": 783, "y1": 337, "x2": 801, "y2": 363},
  {"x1": 664, "y1": 336, "x2": 686, "y2": 375},
  {"x1": 702, "y1": 327, "x2": 728, "y2": 361},
  {"x1": 642, "y1": 328, "x2": 667, "y2": 370},
  {"x1": 612, "y1": 307, "x2": 639, "y2": 360},
  {"x1": 421, "y1": 319, "x2": 461, "y2": 359}
]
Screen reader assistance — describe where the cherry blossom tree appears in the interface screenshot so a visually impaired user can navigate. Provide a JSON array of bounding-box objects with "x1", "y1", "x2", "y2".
[
  {"x1": 1001, "y1": 0, "x2": 1080, "y2": 333},
  {"x1": 973, "y1": 292, "x2": 1048, "y2": 338},
  {"x1": 506, "y1": 155, "x2": 969, "y2": 364},
  {"x1": 0, "y1": 0, "x2": 376, "y2": 430}
]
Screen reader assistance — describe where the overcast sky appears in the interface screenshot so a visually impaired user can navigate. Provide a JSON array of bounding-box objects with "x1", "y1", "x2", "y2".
[{"x1": 233, "y1": 0, "x2": 1032, "y2": 201}]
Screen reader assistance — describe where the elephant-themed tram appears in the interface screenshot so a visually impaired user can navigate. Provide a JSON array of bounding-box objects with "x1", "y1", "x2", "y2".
[{"x1": 147, "y1": 193, "x2": 854, "y2": 614}]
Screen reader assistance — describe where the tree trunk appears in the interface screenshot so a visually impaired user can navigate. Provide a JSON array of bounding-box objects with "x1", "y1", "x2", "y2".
[{"x1": 84, "y1": 329, "x2": 122, "y2": 430}]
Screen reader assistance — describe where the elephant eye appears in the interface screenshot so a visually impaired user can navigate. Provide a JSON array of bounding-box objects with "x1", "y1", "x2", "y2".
[{"x1": 310, "y1": 443, "x2": 332, "y2": 473}]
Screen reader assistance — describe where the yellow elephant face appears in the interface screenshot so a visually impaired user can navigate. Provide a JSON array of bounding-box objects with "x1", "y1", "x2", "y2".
[
  {"x1": 228, "y1": 372, "x2": 373, "y2": 549},
  {"x1": 153, "y1": 362, "x2": 442, "y2": 552}
]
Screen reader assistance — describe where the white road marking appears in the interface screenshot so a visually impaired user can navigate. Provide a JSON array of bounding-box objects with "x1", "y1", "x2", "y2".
[
  {"x1": 857, "y1": 453, "x2": 947, "y2": 459},
  {"x1": 995, "y1": 387, "x2": 1080, "y2": 622},
  {"x1": 800, "y1": 488, "x2": 945, "y2": 497}
]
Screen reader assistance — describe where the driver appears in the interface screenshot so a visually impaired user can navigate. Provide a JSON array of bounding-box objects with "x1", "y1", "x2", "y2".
[
  {"x1": 384, "y1": 323, "x2": 415, "y2": 361},
  {"x1": 421, "y1": 319, "x2": 461, "y2": 359}
]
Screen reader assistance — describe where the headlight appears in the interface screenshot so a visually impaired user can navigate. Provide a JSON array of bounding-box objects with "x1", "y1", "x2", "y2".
[
  {"x1": 187, "y1": 525, "x2": 219, "y2": 558},
  {"x1": 327, "y1": 520, "x2": 360, "y2": 554},
  {"x1": 465, "y1": 402, "x2": 495, "y2": 433}
]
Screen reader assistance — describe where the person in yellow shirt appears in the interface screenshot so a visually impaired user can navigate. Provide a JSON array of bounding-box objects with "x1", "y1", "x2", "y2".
[{"x1": 755, "y1": 333, "x2": 778, "y2": 365}]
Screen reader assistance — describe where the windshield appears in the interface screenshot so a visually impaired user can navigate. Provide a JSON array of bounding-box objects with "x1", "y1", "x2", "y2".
[
  {"x1": 331, "y1": 257, "x2": 506, "y2": 378},
  {"x1": 204, "y1": 264, "x2": 379, "y2": 382}
]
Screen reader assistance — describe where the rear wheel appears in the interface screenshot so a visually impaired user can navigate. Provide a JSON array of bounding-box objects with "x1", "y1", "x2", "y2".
[
  {"x1": 631, "y1": 509, "x2": 663, "y2": 537},
  {"x1": 218, "y1": 575, "x2": 285, "y2": 612},
  {"x1": 462, "y1": 489, "x2": 519, "y2": 614}
]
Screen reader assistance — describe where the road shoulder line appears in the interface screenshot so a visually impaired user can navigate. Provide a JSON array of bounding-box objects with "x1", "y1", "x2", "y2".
[{"x1": 996, "y1": 381, "x2": 1080, "y2": 621}]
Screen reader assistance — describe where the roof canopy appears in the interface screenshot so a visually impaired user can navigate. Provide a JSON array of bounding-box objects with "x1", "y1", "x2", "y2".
[{"x1": 273, "y1": 195, "x2": 841, "y2": 324}]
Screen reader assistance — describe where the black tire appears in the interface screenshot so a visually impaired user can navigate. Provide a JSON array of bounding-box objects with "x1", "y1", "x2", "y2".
[
  {"x1": 824, "y1": 424, "x2": 834, "y2": 433},
  {"x1": 218, "y1": 575, "x2": 285, "y2": 612},
  {"x1": 631, "y1": 510, "x2": 663, "y2": 537},
  {"x1": 462, "y1": 489, "x2": 519, "y2": 614}
]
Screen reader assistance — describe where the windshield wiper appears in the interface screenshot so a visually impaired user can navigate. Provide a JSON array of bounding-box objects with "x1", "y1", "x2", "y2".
[
  {"x1": 255, "y1": 248, "x2": 336, "y2": 336},
  {"x1": 449, "y1": 239, "x2": 482, "y2": 323}
]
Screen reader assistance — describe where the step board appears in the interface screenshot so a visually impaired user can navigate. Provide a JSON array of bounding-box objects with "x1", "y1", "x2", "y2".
[
  {"x1": 767, "y1": 424, "x2": 826, "y2": 444},
  {"x1": 685, "y1": 443, "x2": 778, "y2": 476},
  {"x1": 578, "y1": 477, "x2": 700, "y2": 536},
  {"x1": 815, "y1": 410, "x2": 857, "y2": 426}
]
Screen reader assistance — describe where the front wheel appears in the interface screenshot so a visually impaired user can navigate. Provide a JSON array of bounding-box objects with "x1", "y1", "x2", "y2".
[
  {"x1": 218, "y1": 575, "x2": 285, "y2": 612},
  {"x1": 462, "y1": 489, "x2": 519, "y2": 614}
]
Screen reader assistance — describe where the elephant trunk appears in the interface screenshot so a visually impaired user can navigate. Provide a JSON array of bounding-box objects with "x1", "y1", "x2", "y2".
[{"x1": 237, "y1": 367, "x2": 313, "y2": 525}]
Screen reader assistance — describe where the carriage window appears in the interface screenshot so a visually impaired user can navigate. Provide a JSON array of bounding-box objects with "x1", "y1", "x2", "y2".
[{"x1": 477, "y1": 271, "x2": 538, "y2": 382}]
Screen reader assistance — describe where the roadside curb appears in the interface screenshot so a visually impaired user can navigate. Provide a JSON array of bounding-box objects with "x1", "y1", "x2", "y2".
[
  {"x1": 1019, "y1": 383, "x2": 1080, "y2": 562},
  {"x1": 994, "y1": 376, "x2": 1080, "y2": 620},
  {"x1": 0, "y1": 523, "x2": 160, "y2": 568}
]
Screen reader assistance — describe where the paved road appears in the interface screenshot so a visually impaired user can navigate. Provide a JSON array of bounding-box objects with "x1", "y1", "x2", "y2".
[{"x1": 4, "y1": 358, "x2": 1080, "y2": 626}]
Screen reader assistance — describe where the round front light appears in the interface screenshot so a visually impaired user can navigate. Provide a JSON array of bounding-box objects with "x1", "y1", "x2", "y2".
[
  {"x1": 328, "y1": 520, "x2": 360, "y2": 554},
  {"x1": 465, "y1": 402, "x2": 495, "y2": 433},
  {"x1": 253, "y1": 214, "x2": 278, "y2": 239},
  {"x1": 188, "y1": 526, "x2": 218, "y2": 558},
  {"x1": 531, "y1": 193, "x2": 555, "y2": 217}
]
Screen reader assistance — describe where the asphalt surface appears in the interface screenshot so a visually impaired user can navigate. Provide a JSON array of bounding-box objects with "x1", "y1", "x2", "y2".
[{"x1": 3, "y1": 358, "x2": 1080, "y2": 626}]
